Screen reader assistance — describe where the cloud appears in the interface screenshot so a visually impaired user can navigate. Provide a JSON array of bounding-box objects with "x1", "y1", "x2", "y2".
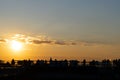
[
  {"x1": 0, "y1": 33, "x2": 109, "y2": 46},
  {"x1": 0, "y1": 39, "x2": 6, "y2": 43},
  {"x1": 54, "y1": 41, "x2": 77, "y2": 45},
  {"x1": 0, "y1": 34, "x2": 77, "y2": 46},
  {"x1": 78, "y1": 40, "x2": 108, "y2": 46},
  {"x1": 32, "y1": 40, "x2": 52, "y2": 44},
  {"x1": 11, "y1": 34, "x2": 77, "y2": 45},
  {"x1": 71, "y1": 42, "x2": 77, "y2": 45},
  {"x1": 31, "y1": 40, "x2": 77, "y2": 45},
  {"x1": 54, "y1": 41, "x2": 67, "y2": 45}
]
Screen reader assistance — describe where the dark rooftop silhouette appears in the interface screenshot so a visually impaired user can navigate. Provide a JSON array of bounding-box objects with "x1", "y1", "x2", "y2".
[{"x1": 0, "y1": 58, "x2": 120, "y2": 80}]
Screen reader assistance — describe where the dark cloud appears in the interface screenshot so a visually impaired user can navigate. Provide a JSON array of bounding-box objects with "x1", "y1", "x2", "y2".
[
  {"x1": 32, "y1": 40, "x2": 52, "y2": 44},
  {"x1": 55, "y1": 41, "x2": 67, "y2": 45},
  {"x1": 71, "y1": 42, "x2": 77, "y2": 45},
  {"x1": 31, "y1": 39, "x2": 77, "y2": 45},
  {"x1": 54, "y1": 41, "x2": 77, "y2": 45},
  {"x1": 0, "y1": 39, "x2": 6, "y2": 43}
]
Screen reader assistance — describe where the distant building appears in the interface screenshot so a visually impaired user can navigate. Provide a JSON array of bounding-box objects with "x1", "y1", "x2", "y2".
[{"x1": 69, "y1": 60, "x2": 79, "y2": 67}]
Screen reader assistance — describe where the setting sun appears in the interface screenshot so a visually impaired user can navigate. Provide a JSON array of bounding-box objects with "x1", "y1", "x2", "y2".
[{"x1": 11, "y1": 40, "x2": 22, "y2": 51}]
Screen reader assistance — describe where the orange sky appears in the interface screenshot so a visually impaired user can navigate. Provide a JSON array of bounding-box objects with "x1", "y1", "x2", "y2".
[
  {"x1": 0, "y1": 1, "x2": 120, "y2": 61},
  {"x1": 0, "y1": 34, "x2": 120, "y2": 61}
]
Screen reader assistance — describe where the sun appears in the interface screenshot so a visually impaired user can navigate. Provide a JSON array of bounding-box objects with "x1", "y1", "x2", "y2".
[{"x1": 11, "y1": 40, "x2": 23, "y2": 51}]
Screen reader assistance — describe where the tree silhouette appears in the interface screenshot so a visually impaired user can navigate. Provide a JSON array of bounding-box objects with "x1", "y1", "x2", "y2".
[{"x1": 11, "y1": 59, "x2": 15, "y2": 65}]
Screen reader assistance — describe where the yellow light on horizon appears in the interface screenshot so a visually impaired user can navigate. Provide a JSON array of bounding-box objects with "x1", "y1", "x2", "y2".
[{"x1": 11, "y1": 40, "x2": 22, "y2": 51}]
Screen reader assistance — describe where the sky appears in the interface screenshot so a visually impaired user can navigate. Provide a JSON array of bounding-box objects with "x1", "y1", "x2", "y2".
[{"x1": 0, "y1": 0, "x2": 120, "y2": 61}]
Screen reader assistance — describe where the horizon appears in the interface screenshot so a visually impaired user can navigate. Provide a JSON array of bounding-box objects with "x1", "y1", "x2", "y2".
[{"x1": 0, "y1": 0, "x2": 120, "y2": 60}]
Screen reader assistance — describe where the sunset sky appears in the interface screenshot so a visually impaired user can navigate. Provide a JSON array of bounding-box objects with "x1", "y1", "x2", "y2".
[{"x1": 0, "y1": 0, "x2": 120, "y2": 60}]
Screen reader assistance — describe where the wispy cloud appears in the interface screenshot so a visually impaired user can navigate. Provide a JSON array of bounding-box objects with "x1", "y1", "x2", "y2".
[
  {"x1": 32, "y1": 40, "x2": 52, "y2": 44},
  {"x1": 54, "y1": 41, "x2": 77, "y2": 45},
  {"x1": 78, "y1": 40, "x2": 109, "y2": 46},
  {"x1": 0, "y1": 34, "x2": 109, "y2": 46},
  {"x1": 0, "y1": 34, "x2": 77, "y2": 46}
]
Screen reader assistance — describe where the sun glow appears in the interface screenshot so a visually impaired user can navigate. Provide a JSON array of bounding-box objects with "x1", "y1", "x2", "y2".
[{"x1": 11, "y1": 40, "x2": 23, "y2": 51}]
